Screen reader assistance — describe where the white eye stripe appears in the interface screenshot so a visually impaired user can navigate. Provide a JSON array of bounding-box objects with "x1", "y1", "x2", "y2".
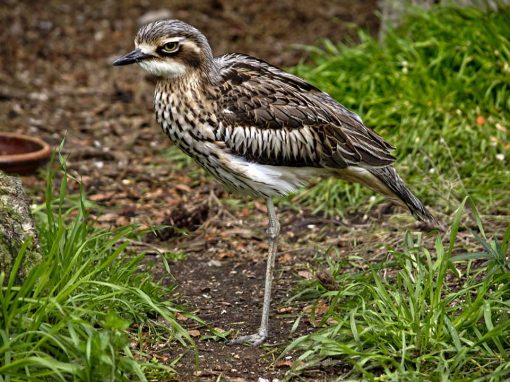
[
  {"x1": 163, "y1": 37, "x2": 185, "y2": 43},
  {"x1": 136, "y1": 38, "x2": 185, "y2": 53}
]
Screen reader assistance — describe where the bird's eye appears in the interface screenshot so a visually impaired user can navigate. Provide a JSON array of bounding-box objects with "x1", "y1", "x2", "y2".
[{"x1": 161, "y1": 41, "x2": 179, "y2": 54}]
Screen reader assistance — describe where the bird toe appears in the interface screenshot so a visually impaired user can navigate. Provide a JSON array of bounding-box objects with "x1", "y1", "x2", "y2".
[{"x1": 227, "y1": 332, "x2": 267, "y2": 347}]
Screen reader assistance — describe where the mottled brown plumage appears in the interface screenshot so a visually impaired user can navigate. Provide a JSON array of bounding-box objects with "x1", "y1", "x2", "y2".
[
  {"x1": 217, "y1": 54, "x2": 396, "y2": 168},
  {"x1": 113, "y1": 19, "x2": 435, "y2": 346}
]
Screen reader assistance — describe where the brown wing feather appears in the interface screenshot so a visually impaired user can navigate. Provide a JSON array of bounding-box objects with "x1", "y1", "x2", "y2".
[{"x1": 214, "y1": 53, "x2": 395, "y2": 168}]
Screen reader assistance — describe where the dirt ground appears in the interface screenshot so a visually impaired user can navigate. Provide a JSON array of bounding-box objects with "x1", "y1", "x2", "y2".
[{"x1": 0, "y1": 0, "x2": 391, "y2": 380}]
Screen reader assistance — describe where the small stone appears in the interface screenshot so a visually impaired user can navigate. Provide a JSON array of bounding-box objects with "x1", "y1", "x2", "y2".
[{"x1": 207, "y1": 259, "x2": 222, "y2": 267}]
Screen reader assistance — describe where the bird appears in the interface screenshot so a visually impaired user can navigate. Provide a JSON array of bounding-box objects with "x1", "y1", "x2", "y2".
[{"x1": 113, "y1": 19, "x2": 435, "y2": 346}]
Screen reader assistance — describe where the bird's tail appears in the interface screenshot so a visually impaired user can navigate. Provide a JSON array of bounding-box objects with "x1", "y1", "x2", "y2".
[
  {"x1": 335, "y1": 166, "x2": 436, "y2": 225},
  {"x1": 367, "y1": 167, "x2": 436, "y2": 224}
]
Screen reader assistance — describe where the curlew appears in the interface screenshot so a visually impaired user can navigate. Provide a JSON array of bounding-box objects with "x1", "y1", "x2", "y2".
[{"x1": 113, "y1": 20, "x2": 434, "y2": 346}]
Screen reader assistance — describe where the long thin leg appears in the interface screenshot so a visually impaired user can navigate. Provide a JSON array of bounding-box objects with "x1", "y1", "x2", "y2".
[{"x1": 228, "y1": 197, "x2": 280, "y2": 346}]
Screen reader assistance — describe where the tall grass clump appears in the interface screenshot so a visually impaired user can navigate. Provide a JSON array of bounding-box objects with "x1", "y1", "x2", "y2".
[
  {"x1": 292, "y1": 5, "x2": 510, "y2": 217},
  {"x1": 285, "y1": 199, "x2": 510, "y2": 380},
  {"x1": 0, "y1": 156, "x2": 193, "y2": 381}
]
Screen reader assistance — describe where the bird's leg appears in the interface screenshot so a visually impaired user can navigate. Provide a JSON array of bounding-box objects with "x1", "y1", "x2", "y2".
[
  {"x1": 259, "y1": 197, "x2": 280, "y2": 339},
  {"x1": 228, "y1": 198, "x2": 280, "y2": 346}
]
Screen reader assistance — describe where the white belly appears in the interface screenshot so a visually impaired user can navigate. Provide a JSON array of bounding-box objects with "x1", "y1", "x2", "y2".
[{"x1": 220, "y1": 152, "x2": 327, "y2": 197}]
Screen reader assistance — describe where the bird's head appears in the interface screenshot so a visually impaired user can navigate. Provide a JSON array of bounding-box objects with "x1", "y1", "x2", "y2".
[{"x1": 113, "y1": 20, "x2": 214, "y2": 79}]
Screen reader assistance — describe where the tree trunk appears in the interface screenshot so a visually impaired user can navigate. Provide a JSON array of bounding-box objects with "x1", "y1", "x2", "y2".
[
  {"x1": 0, "y1": 171, "x2": 41, "y2": 283},
  {"x1": 378, "y1": 0, "x2": 434, "y2": 40},
  {"x1": 378, "y1": 0, "x2": 510, "y2": 41}
]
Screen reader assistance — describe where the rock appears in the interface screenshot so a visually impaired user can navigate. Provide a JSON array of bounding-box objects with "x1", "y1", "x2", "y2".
[
  {"x1": 138, "y1": 9, "x2": 173, "y2": 26},
  {"x1": 0, "y1": 171, "x2": 41, "y2": 283}
]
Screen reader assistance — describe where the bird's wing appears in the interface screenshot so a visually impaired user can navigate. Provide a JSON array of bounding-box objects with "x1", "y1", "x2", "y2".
[{"x1": 214, "y1": 54, "x2": 395, "y2": 168}]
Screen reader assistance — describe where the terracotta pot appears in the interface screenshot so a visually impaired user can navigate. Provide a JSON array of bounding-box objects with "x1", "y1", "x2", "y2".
[{"x1": 0, "y1": 132, "x2": 52, "y2": 175}]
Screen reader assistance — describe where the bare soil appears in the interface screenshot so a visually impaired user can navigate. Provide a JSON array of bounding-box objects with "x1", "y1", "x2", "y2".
[{"x1": 0, "y1": 1, "x2": 402, "y2": 380}]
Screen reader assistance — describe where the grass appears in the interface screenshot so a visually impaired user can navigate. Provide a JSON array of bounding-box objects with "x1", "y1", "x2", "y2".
[
  {"x1": 279, "y1": 5, "x2": 510, "y2": 380},
  {"x1": 0, "y1": 155, "x2": 194, "y2": 381},
  {"x1": 162, "y1": 145, "x2": 195, "y2": 172},
  {"x1": 284, "y1": 200, "x2": 510, "y2": 380},
  {"x1": 290, "y1": 5, "x2": 510, "y2": 219}
]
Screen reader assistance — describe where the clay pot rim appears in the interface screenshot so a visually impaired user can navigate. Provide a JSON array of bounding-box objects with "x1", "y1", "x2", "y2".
[{"x1": 0, "y1": 132, "x2": 52, "y2": 164}]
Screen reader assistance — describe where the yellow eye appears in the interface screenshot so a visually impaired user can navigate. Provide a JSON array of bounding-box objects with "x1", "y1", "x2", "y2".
[{"x1": 161, "y1": 41, "x2": 179, "y2": 53}]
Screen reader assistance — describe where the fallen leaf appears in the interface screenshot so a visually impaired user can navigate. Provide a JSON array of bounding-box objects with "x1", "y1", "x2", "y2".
[
  {"x1": 145, "y1": 188, "x2": 164, "y2": 199},
  {"x1": 89, "y1": 192, "x2": 115, "y2": 201},
  {"x1": 97, "y1": 213, "x2": 118, "y2": 222},
  {"x1": 218, "y1": 251, "x2": 235, "y2": 259},
  {"x1": 298, "y1": 270, "x2": 313, "y2": 279},
  {"x1": 316, "y1": 269, "x2": 339, "y2": 290},
  {"x1": 276, "y1": 359, "x2": 293, "y2": 368},
  {"x1": 175, "y1": 184, "x2": 192, "y2": 193},
  {"x1": 279, "y1": 253, "x2": 292, "y2": 264},
  {"x1": 303, "y1": 300, "x2": 330, "y2": 326},
  {"x1": 152, "y1": 353, "x2": 169, "y2": 362},
  {"x1": 315, "y1": 300, "x2": 330, "y2": 316},
  {"x1": 116, "y1": 216, "x2": 129, "y2": 226},
  {"x1": 188, "y1": 329, "x2": 201, "y2": 337}
]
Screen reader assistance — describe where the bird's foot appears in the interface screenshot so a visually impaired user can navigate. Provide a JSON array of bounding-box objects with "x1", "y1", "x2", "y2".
[{"x1": 227, "y1": 332, "x2": 267, "y2": 346}]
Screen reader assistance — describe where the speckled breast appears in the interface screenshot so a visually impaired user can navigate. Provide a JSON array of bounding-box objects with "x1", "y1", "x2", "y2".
[
  {"x1": 153, "y1": 85, "x2": 264, "y2": 197},
  {"x1": 154, "y1": 85, "x2": 213, "y2": 161}
]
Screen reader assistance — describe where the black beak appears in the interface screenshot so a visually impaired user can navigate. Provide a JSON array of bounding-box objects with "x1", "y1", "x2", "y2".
[{"x1": 112, "y1": 49, "x2": 151, "y2": 66}]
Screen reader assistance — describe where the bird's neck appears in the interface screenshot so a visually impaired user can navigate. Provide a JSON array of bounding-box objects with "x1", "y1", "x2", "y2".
[{"x1": 157, "y1": 63, "x2": 219, "y2": 96}]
